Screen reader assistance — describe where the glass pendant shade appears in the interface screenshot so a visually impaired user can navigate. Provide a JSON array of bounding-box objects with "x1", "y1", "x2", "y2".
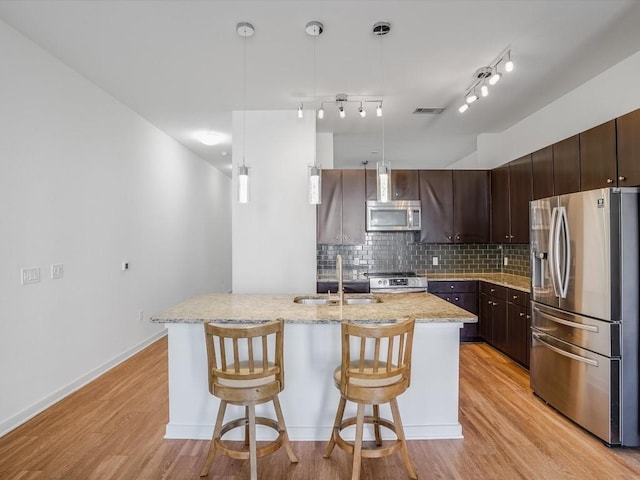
[
  {"x1": 238, "y1": 165, "x2": 249, "y2": 204},
  {"x1": 376, "y1": 161, "x2": 392, "y2": 202},
  {"x1": 308, "y1": 165, "x2": 322, "y2": 205}
]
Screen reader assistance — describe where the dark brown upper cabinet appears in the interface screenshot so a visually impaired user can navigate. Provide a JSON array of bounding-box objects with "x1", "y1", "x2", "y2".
[
  {"x1": 616, "y1": 109, "x2": 640, "y2": 187},
  {"x1": 453, "y1": 170, "x2": 490, "y2": 243},
  {"x1": 391, "y1": 170, "x2": 420, "y2": 200},
  {"x1": 418, "y1": 170, "x2": 489, "y2": 244},
  {"x1": 508, "y1": 155, "x2": 532, "y2": 243},
  {"x1": 490, "y1": 165, "x2": 511, "y2": 243},
  {"x1": 580, "y1": 120, "x2": 617, "y2": 191},
  {"x1": 366, "y1": 169, "x2": 419, "y2": 201},
  {"x1": 317, "y1": 169, "x2": 366, "y2": 245},
  {"x1": 419, "y1": 170, "x2": 453, "y2": 243},
  {"x1": 531, "y1": 146, "x2": 553, "y2": 200},
  {"x1": 553, "y1": 135, "x2": 580, "y2": 195}
]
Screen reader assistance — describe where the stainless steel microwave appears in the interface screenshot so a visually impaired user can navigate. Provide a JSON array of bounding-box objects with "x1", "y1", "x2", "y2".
[{"x1": 366, "y1": 200, "x2": 421, "y2": 231}]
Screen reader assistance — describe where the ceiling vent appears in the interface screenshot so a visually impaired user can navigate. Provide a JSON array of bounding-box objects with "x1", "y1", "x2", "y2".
[{"x1": 413, "y1": 107, "x2": 446, "y2": 114}]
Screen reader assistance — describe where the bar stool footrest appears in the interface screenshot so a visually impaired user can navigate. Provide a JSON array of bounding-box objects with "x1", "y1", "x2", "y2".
[
  {"x1": 215, "y1": 416, "x2": 285, "y2": 460},
  {"x1": 334, "y1": 415, "x2": 402, "y2": 458}
]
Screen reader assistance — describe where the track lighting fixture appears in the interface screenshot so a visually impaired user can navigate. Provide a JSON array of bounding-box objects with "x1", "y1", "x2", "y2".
[
  {"x1": 299, "y1": 94, "x2": 383, "y2": 120},
  {"x1": 236, "y1": 21, "x2": 254, "y2": 204},
  {"x1": 458, "y1": 49, "x2": 514, "y2": 114}
]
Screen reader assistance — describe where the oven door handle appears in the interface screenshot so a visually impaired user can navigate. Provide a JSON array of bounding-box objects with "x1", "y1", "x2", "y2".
[
  {"x1": 533, "y1": 307, "x2": 599, "y2": 332},
  {"x1": 532, "y1": 332, "x2": 599, "y2": 367}
]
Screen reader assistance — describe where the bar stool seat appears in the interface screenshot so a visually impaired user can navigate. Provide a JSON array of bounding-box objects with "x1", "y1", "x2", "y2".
[
  {"x1": 324, "y1": 317, "x2": 418, "y2": 480},
  {"x1": 199, "y1": 319, "x2": 298, "y2": 480}
]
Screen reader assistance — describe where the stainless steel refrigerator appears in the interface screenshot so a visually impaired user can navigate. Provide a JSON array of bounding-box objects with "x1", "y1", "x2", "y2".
[{"x1": 530, "y1": 187, "x2": 640, "y2": 446}]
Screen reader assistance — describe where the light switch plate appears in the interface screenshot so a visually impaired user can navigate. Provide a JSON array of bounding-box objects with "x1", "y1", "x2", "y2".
[
  {"x1": 51, "y1": 264, "x2": 64, "y2": 280},
  {"x1": 21, "y1": 267, "x2": 40, "y2": 285}
]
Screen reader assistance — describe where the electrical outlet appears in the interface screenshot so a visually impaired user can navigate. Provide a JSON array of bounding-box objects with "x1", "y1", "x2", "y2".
[
  {"x1": 503, "y1": 256, "x2": 509, "y2": 266},
  {"x1": 122, "y1": 262, "x2": 130, "y2": 271},
  {"x1": 21, "y1": 267, "x2": 40, "y2": 285},
  {"x1": 51, "y1": 264, "x2": 64, "y2": 280},
  {"x1": 432, "y1": 256, "x2": 439, "y2": 266}
]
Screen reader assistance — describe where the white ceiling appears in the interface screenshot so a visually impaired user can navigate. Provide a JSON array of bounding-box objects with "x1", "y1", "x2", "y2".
[{"x1": 2, "y1": 0, "x2": 640, "y2": 175}]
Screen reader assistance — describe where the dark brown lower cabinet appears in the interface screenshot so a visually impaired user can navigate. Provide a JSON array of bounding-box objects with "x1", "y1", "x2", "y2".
[
  {"x1": 479, "y1": 282, "x2": 530, "y2": 368},
  {"x1": 429, "y1": 281, "x2": 479, "y2": 341}
]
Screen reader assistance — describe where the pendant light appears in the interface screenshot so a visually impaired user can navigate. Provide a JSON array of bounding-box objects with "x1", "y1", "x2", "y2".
[
  {"x1": 306, "y1": 21, "x2": 323, "y2": 205},
  {"x1": 373, "y1": 21, "x2": 391, "y2": 202},
  {"x1": 237, "y1": 22, "x2": 254, "y2": 204}
]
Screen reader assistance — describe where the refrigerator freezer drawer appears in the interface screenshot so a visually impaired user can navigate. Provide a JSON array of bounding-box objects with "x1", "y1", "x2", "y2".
[
  {"x1": 531, "y1": 302, "x2": 619, "y2": 357},
  {"x1": 530, "y1": 332, "x2": 619, "y2": 445}
]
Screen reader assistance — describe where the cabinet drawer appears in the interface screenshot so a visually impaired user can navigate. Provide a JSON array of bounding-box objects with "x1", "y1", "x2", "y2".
[
  {"x1": 429, "y1": 280, "x2": 477, "y2": 293},
  {"x1": 508, "y1": 288, "x2": 530, "y2": 307},
  {"x1": 480, "y1": 282, "x2": 507, "y2": 299}
]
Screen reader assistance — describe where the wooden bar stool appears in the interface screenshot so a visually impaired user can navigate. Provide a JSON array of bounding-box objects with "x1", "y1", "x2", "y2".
[
  {"x1": 323, "y1": 317, "x2": 417, "y2": 480},
  {"x1": 199, "y1": 319, "x2": 298, "y2": 479}
]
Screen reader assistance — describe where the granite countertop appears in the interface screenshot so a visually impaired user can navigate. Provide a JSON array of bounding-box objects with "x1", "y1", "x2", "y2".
[
  {"x1": 151, "y1": 292, "x2": 477, "y2": 325},
  {"x1": 426, "y1": 273, "x2": 530, "y2": 292}
]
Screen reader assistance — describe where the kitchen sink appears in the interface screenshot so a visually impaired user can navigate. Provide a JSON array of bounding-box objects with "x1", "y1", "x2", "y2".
[{"x1": 293, "y1": 295, "x2": 382, "y2": 305}]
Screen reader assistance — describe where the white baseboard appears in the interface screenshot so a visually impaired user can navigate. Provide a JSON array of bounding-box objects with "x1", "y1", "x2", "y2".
[{"x1": 0, "y1": 330, "x2": 167, "y2": 438}]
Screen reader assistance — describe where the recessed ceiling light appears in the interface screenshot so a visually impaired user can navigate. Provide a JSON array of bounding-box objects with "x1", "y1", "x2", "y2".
[
  {"x1": 220, "y1": 151, "x2": 228, "y2": 156},
  {"x1": 194, "y1": 131, "x2": 223, "y2": 146}
]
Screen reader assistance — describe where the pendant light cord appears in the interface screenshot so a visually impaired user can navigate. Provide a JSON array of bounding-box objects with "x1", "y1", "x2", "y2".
[
  {"x1": 242, "y1": 27, "x2": 247, "y2": 169},
  {"x1": 313, "y1": 28, "x2": 317, "y2": 168},
  {"x1": 380, "y1": 34, "x2": 385, "y2": 166}
]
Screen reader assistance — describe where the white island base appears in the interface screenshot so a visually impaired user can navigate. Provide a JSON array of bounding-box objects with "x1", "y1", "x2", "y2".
[{"x1": 164, "y1": 321, "x2": 464, "y2": 441}]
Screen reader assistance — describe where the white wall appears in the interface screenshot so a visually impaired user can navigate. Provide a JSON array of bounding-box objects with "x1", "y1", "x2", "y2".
[
  {"x1": 474, "y1": 50, "x2": 640, "y2": 168},
  {"x1": 0, "y1": 20, "x2": 231, "y2": 435},
  {"x1": 231, "y1": 111, "x2": 317, "y2": 294}
]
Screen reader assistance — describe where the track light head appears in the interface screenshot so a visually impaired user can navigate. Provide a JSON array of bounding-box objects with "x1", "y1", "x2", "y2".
[
  {"x1": 376, "y1": 103, "x2": 383, "y2": 117},
  {"x1": 297, "y1": 104, "x2": 303, "y2": 119},
  {"x1": 458, "y1": 103, "x2": 469, "y2": 113},
  {"x1": 489, "y1": 70, "x2": 501, "y2": 85},
  {"x1": 317, "y1": 105, "x2": 324, "y2": 119},
  {"x1": 359, "y1": 103, "x2": 366, "y2": 118},
  {"x1": 481, "y1": 84, "x2": 489, "y2": 97},
  {"x1": 338, "y1": 105, "x2": 346, "y2": 118},
  {"x1": 505, "y1": 51, "x2": 514, "y2": 73},
  {"x1": 466, "y1": 91, "x2": 478, "y2": 104}
]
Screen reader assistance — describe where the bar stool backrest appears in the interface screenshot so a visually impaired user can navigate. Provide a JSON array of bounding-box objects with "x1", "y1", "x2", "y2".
[
  {"x1": 204, "y1": 319, "x2": 284, "y2": 405},
  {"x1": 340, "y1": 317, "x2": 415, "y2": 404}
]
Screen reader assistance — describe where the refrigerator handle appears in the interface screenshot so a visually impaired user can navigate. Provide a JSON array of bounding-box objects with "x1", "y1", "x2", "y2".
[
  {"x1": 558, "y1": 206, "x2": 570, "y2": 299},
  {"x1": 548, "y1": 206, "x2": 560, "y2": 297},
  {"x1": 532, "y1": 332, "x2": 599, "y2": 367}
]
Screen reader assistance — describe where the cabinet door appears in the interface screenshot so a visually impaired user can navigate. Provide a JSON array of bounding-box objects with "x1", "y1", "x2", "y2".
[
  {"x1": 509, "y1": 155, "x2": 532, "y2": 243},
  {"x1": 506, "y1": 303, "x2": 528, "y2": 366},
  {"x1": 580, "y1": 120, "x2": 617, "y2": 190},
  {"x1": 434, "y1": 291, "x2": 479, "y2": 341},
  {"x1": 419, "y1": 170, "x2": 453, "y2": 243},
  {"x1": 392, "y1": 170, "x2": 420, "y2": 200},
  {"x1": 317, "y1": 170, "x2": 342, "y2": 244},
  {"x1": 491, "y1": 298, "x2": 508, "y2": 352},
  {"x1": 454, "y1": 170, "x2": 490, "y2": 243},
  {"x1": 490, "y1": 165, "x2": 511, "y2": 243},
  {"x1": 532, "y1": 146, "x2": 554, "y2": 200},
  {"x1": 616, "y1": 109, "x2": 640, "y2": 186},
  {"x1": 553, "y1": 135, "x2": 580, "y2": 195},
  {"x1": 341, "y1": 170, "x2": 366, "y2": 245},
  {"x1": 479, "y1": 293, "x2": 493, "y2": 344},
  {"x1": 365, "y1": 169, "x2": 378, "y2": 201}
]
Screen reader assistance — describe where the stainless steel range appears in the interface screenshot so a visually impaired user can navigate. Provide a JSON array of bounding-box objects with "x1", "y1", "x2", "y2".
[{"x1": 365, "y1": 271, "x2": 428, "y2": 293}]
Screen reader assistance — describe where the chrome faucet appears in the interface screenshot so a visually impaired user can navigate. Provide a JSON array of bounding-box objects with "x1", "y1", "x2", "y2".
[{"x1": 336, "y1": 254, "x2": 344, "y2": 305}]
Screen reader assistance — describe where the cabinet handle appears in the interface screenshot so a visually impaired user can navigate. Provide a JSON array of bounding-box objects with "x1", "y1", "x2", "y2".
[
  {"x1": 447, "y1": 235, "x2": 453, "y2": 240},
  {"x1": 510, "y1": 235, "x2": 515, "y2": 239},
  {"x1": 488, "y1": 300, "x2": 493, "y2": 305},
  {"x1": 493, "y1": 302, "x2": 498, "y2": 306},
  {"x1": 455, "y1": 297, "x2": 459, "y2": 301},
  {"x1": 619, "y1": 176, "x2": 626, "y2": 181},
  {"x1": 505, "y1": 235, "x2": 510, "y2": 239},
  {"x1": 450, "y1": 285, "x2": 455, "y2": 289},
  {"x1": 526, "y1": 315, "x2": 531, "y2": 319},
  {"x1": 512, "y1": 295, "x2": 518, "y2": 300},
  {"x1": 455, "y1": 234, "x2": 461, "y2": 240},
  {"x1": 446, "y1": 297, "x2": 451, "y2": 302},
  {"x1": 490, "y1": 288, "x2": 495, "y2": 292},
  {"x1": 519, "y1": 312, "x2": 525, "y2": 317},
  {"x1": 607, "y1": 178, "x2": 614, "y2": 184}
]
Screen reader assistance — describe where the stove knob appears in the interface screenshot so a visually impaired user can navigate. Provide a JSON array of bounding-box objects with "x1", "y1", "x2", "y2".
[{"x1": 378, "y1": 280, "x2": 384, "y2": 286}]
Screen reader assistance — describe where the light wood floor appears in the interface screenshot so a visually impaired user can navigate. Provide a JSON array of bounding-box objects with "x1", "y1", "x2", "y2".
[{"x1": 2, "y1": 337, "x2": 640, "y2": 479}]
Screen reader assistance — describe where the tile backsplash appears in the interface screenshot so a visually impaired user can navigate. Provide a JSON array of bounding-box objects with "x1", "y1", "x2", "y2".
[{"x1": 317, "y1": 232, "x2": 530, "y2": 277}]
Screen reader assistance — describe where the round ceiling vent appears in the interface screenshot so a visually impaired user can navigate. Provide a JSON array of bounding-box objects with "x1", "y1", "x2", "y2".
[
  {"x1": 372, "y1": 22, "x2": 391, "y2": 36},
  {"x1": 474, "y1": 67, "x2": 493, "y2": 79}
]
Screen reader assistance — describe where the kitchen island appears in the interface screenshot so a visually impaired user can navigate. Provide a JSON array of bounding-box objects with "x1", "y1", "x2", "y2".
[{"x1": 151, "y1": 292, "x2": 476, "y2": 441}]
